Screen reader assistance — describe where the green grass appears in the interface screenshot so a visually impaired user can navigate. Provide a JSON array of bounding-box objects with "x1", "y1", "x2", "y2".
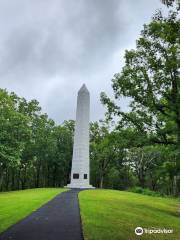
[
  {"x1": 79, "y1": 189, "x2": 180, "y2": 240},
  {"x1": 0, "y1": 188, "x2": 67, "y2": 233}
]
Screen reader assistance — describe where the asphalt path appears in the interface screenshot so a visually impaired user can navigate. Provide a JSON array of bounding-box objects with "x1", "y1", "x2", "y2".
[{"x1": 0, "y1": 189, "x2": 83, "y2": 240}]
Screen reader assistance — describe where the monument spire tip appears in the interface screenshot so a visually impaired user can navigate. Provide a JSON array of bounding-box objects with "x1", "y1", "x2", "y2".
[{"x1": 79, "y1": 84, "x2": 89, "y2": 93}]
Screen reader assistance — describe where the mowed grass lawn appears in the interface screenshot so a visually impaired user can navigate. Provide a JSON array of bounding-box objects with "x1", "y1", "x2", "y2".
[
  {"x1": 0, "y1": 188, "x2": 67, "y2": 233},
  {"x1": 79, "y1": 190, "x2": 180, "y2": 240}
]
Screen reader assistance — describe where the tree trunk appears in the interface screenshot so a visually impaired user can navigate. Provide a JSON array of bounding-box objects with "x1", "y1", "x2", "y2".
[
  {"x1": 0, "y1": 173, "x2": 3, "y2": 191},
  {"x1": 5, "y1": 168, "x2": 9, "y2": 191},
  {"x1": 138, "y1": 169, "x2": 146, "y2": 188},
  {"x1": 100, "y1": 175, "x2": 104, "y2": 188},
  {"x1": 36, "y1": 164, "x2": 41, "y2": 188},
  {"x1": 53, "y1": 166, "x2": 57, "y2": 187},
  {"x1": 173, "y1": 175, "x2": 177, "y2": 196},
  {"x1": 11, "y1": 169, "x2": 15, "y2": 190}
]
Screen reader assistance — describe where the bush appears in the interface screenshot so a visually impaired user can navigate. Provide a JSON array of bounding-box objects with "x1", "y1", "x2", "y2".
[{"x1": 128, "y1": 187, "x2": 165, "y2": 197}]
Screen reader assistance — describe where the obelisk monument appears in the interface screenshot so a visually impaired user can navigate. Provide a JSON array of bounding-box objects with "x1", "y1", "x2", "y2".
[{"x1": 67, "y1": 84, "x2": 94, "y2": 188}]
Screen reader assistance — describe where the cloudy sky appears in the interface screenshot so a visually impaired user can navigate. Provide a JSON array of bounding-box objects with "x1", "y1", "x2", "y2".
[{"x1": 0, "y1": 0, "x2": 166, "y2": 124}]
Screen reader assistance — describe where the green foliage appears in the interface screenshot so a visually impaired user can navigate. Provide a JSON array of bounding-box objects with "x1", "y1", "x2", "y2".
[
  {"x1": 100, "y1": 9, "x2": 180, "y2": 196},
  {"x1": 101, "y1": 10, "x2": 180, "y2": 146},
  {"x1": 128, "y1": 186, "x2": 164, "y2": 197},
  {"x1": 0, "y1": 88, "x2": 74, "y2": 191},
  {"x1": 90, "y1": 122, "x2": 134, "y2": 189}
]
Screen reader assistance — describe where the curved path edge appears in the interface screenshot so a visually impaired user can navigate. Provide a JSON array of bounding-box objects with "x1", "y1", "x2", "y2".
[{"x1": 0, "y1": 189, "x2": 83, "y2": 240}]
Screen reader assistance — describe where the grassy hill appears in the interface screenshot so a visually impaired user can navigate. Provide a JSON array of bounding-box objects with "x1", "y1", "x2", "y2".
[
  {"x1": 0, "y1": 188, "x2": 67, "y2": 233},
  {"x1": 79, "y1": 190, "x2": 180, "y2": 240},
  {"x1": 0, "y1": 188, "x2": 179, "y2": 239}
]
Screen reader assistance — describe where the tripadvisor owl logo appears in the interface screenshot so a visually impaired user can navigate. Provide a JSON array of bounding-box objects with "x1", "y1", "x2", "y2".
[
  {"x1": 135, "y1": 227, "x2": 173, "y2": 235},
  {"x1": 135, "y1": 227, "x2": 143, "y2": 235}
]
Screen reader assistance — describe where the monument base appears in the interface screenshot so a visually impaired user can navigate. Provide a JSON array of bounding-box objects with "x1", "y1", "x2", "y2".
[{"x1": 65, "y1": 183, "x2": 95, "y2": 189}]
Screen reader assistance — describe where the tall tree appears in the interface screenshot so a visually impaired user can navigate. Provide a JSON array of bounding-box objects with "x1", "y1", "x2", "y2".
[
  {"x1": 101, "y1": 9, "x2": 180, "y2": 195},
  {"x1": 101, "y1": 10, "x2": 180, "y2": 147}
]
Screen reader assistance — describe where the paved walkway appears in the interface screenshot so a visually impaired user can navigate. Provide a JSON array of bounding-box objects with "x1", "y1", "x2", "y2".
[{"x1": 0, "y1": 189, "x2": 83, "y2": 240}]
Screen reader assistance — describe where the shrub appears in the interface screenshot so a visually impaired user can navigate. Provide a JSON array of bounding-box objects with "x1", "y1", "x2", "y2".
[{"x1": 128, "y1": 187, "x2": 165, "y2": 197}]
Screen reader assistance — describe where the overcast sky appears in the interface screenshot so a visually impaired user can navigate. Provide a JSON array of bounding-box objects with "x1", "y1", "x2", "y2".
[{"x1": 0, "y1": 0, "x2": 166, "y2": 124}]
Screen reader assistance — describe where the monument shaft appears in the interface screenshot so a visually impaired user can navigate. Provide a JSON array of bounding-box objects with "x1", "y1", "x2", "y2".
[{"x1": 67, "y1": 84, "x2": 93, "y2": 188}]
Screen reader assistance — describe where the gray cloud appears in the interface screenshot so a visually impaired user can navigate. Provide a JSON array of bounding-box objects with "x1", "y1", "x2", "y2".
[{"x1": 0, "y1": 0, "x2": 166, "y2": 123}]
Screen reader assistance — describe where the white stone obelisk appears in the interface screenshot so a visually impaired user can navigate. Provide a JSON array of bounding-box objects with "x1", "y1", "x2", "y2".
[{"x1": 67, "y1": 84, "x2": 94, "y2": 188}]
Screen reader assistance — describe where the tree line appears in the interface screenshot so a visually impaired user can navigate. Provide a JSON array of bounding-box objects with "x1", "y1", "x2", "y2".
[
  {"x1": 0, "y1": 90, "x2": 74, "y2": 190},
  {"x1": 0, "y1": 7, "x2": 179, "y2": 196}
]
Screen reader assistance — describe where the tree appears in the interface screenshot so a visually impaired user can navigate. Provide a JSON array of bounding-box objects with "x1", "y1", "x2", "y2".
[
  {"x1": 90, "y1": 122, "x2": 111, "y2": 188},
  {"x1": 101, "y1": 10, "x2": 180, "y2": 147},
  {"x1": 101, "y1": 9, "x2": 180, "y2": 196},
  {"x1": 0, "y1": 90, "x2": 30, "y2": 190},
  {"x1": 52, "y1": 122, "x2": 74, "y2": 186},
  {"x1": 128, "y1": 146, "x2": 163, "y2": 188},
  {"x1": 90, "y1": 122, "x2": 134, "y2": 189},
  {"x1": 161, "y1": 0, "x2": 179, "y2": 7}
]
